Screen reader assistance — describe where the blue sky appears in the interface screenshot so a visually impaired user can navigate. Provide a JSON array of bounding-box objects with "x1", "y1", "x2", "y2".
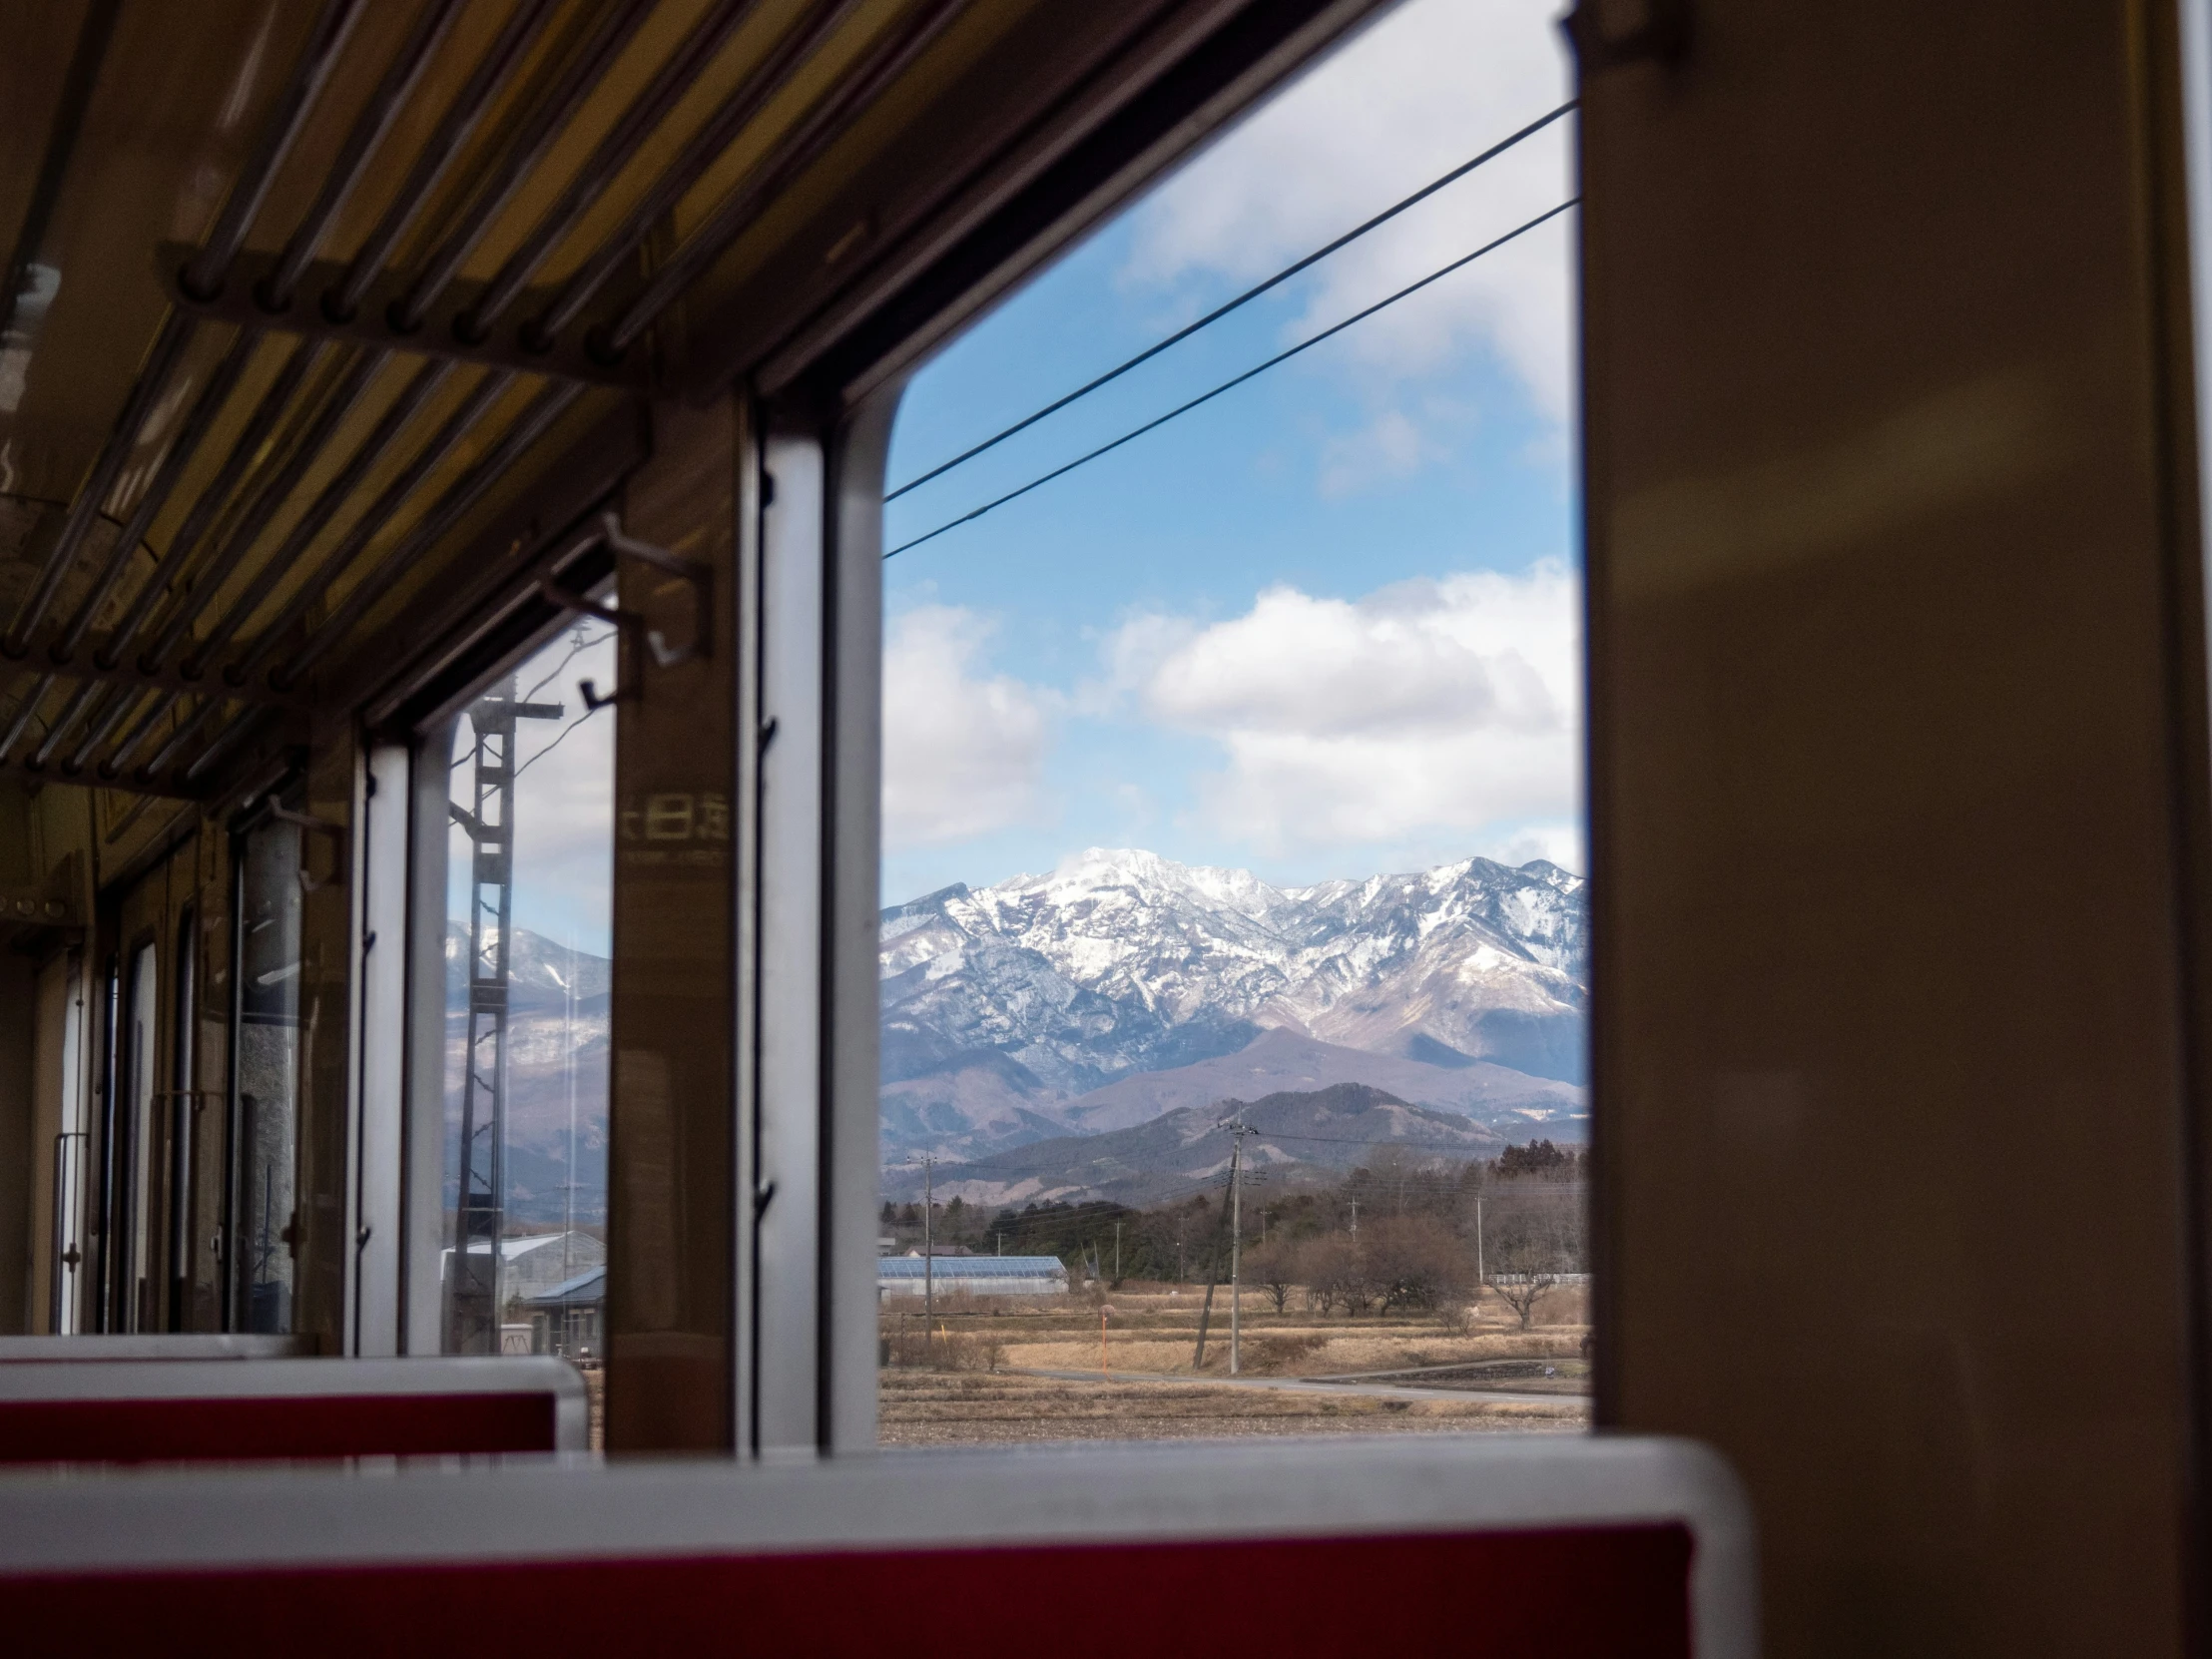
[{"x1": 879, "y1": 0, "x2": 1583, "y2": 906}]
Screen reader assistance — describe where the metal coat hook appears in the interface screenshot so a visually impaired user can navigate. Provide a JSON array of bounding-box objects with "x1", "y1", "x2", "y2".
[
  {"x1": 1562, "y1": 0, "x2": 1689, "y2": 70},
  {"x1": 269, "y1": 804, "x2": 346, "y2": 893},
  {"x1": 536, "y1": 512, "x2": 713, "y2": 707}
]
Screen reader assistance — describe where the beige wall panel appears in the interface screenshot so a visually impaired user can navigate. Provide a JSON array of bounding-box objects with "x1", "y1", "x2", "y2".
[
  {"x1": 0, "y1": 782, "x2": 33, "y2": 1328},
  {"x1": 0, "y1": 952, "x2": 30, "y2": 1332},
  {"x1": 186, "y1": 829, "x2": 228, "y2": 1332},
  {"x1": 609, "y1": 396, "x2": 739, "y2": 1452},
  {"x1": 292, "y1": 719, "x2": 358, "y2": 1349},
  {"x1": 1583, "y1": 3, "x2": 2200, "y2": 1654}
]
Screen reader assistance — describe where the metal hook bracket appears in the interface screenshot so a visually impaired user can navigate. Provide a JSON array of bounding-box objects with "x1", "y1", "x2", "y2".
[
  {"x1": 269, "y1": 804, "x2": 347, "y2": 893},
  {"x1": 536, "y1": 511, "x2": 712, "y2": 706},
  {"x1": 1562, "y1": 0, "x2": 1689, "y2": 71}
]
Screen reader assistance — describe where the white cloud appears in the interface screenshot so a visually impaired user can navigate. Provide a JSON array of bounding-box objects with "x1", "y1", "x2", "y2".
[
  {"x1": 1117, "y1": 562, "x2": 1580, "y2": 854},
  {"x1": 883, "y1": 605, "x2": 1052, "y2": 847},
  {"x1": 1318, "y1": 407, "x2": 1436, "y2": 498},
  {"x1": 1126, "y1": 0, "x2": 1575, "y2": 426},
  {"x1": 1079, "y1": 608, "x2": 1196, "y2": 714},
  {"x1": 1479, "y1": 821, "x2": 1586, "y2": 872}
]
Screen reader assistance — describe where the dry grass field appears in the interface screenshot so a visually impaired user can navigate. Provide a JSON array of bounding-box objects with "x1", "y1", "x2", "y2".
[
  {"x1": 876, "y1": 1280, "x2": 1591, "y2": 1444},
  {"x1": 879, "y1": 1371, "x2": 1585, "y2": 1444}
]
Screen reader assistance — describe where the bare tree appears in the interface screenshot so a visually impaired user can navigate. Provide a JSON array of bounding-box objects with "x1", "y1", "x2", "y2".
[
  {"x1": 1300, "y1": 1259, "x2": 1337, "y2": 1316},
  {"x1": 1245, "y1": 1239, "x2": 1297, "y2": 1315},
  {"x1": 1484, "y1": 1250, "x2": 1557, "y2": 1329},
  {"x1": 1338, "y1": 1239, "x2": 1378, "y2": 1318},
  {"x1": 1482, "y1": 1195, "x2": 1583, "y2": 1329},
  {"x1": 1298, "y1": 1234, "x2": 1373, "y2": 1317},
  {"x1": 1363, "y1": 1216, "x2": 1472, "y2": 1316}
]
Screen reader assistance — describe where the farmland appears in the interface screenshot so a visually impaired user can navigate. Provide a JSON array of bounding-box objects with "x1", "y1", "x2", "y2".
[{"x1": 876, "y1": 1281, "x2": 1590, "y2": 1445}]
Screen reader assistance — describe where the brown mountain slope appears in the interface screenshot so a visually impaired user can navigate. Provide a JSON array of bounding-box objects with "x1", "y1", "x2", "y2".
[
  {"x1": 888, "y1": 1082, "x2": 1509, "y2": 1208},
  {"x1": 1060, "y1": 1026, "x2": 1584, "y2": 1135}
]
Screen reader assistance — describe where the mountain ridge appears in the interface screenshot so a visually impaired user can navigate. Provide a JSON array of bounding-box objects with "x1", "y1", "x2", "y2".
[
  {"x1": 882, "y1": 1081, "x2": 1507, "y2": 1208},
  {"x1": 1060, "y1": 1027, "x2": 1584, "y2": 1135},
  {"x1": 879, "y1": 847, "x2": 1587, "y2": 1163}
]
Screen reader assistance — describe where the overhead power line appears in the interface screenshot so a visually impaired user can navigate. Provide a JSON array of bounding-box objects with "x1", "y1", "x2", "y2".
[
  {"x1": 883, "y1": 197, "x2": 1578, "y2": 561},
  {"x1": 511, "y1": 699, "x2": 605, "y2": 783},
  {"x1": 521, "y1": 621, "x2": 612, "y2": 704},
  {"x1": 1256, "y1": 1130, "x2": 1573, "y2": 1154},
  {"x1": 882, "y1": 101, "x2": 1576, "y2": 504}
]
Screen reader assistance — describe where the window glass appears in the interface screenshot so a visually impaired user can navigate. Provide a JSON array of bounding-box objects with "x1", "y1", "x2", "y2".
[
  {"x1": 235, "y1": 816, "x2": 301, "y2": 1334},
  {"x1": 877, "y1": 0, "x2": 1586, "y2": 1443},
  {"x1": 121, "y1": 941, "x2": 157, "y2": 1333},
  {"x1": 439, "y1": 622, "x2": 616, "y2": 1378},
  {"x1": 167, "y1": 906, "x2": 195, "y2": 1332},
  {"x1": 94, "y1": 953, "x2": 118, "y2": 1330},
  {"x1": 37, "y1": 948, "x2": 88, "y2": 1335}
]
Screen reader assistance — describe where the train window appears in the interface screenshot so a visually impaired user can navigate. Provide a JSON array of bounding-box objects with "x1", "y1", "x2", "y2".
[
  {"x1": 166, "y1": 904, "x2": 195, "y2": 1332},
  {"x1": 875, "y1": 0, "x2": 1585, "y2": 1444},
  {"x1": 92, "y1": 953, "x2": 119, "y2": 1331},
  {"x1": 32, "y1": 947, "x2": 88, "y2": 1335},
  {"x1": 435, "y1": 623, "x2": 616, "y2": 1379},
  {"x1": 118, "y1": 940, "x2": 158, "y2": 1333},
  {"x1": 234, "y1": 815, "x2": 302, "y2": 1335}
]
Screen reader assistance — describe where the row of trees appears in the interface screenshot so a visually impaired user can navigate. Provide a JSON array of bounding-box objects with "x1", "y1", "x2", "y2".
[
  {"x1": 1246, "y1": 1220, "x2": 1463, "y2": 1319},
  {"x1": 880, "y1": 1141, "x2": 1588, "y2": 1328},
  {"x1": 879, "y1": 1195, "x2": 1149, "y2": 1269},
  {"x1": 1239, "y1": 1192, "x2": 1583, "y2": 1329}
]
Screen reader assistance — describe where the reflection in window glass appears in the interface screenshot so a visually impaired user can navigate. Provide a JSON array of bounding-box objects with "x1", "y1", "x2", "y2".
[
  {"x1": 876, "y1": 0, "x2": 1586, "y2": 1442},
  {"x1": 121, "y1": 942, "x2": 157, "y2": 1333},
  {"x1": 440, "y1": 623, "x2": 615, "y2": 1365},
  {"x1": 167, "y1": 905, "x2": 196, "y2": 1333},
  {"x1": 235, "y1": 817, "x2": 300, "y2": 1334},
  {"x1": 44, "y1": 948, "x2": 88, "y2": 1335}
]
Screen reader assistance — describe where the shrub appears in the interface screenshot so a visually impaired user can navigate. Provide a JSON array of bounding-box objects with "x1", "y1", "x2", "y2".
[
  {"x1": 1241, "y1": 1334, "x2": 1328, "y2": 1375},
  {"x1": 1242, "y1": 1240, "x2": 1299, "y2": 1313}
]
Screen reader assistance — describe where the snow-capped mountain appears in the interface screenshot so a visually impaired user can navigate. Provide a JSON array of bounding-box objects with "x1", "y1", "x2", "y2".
[
  {"x1": 880, "y1": 848, "x2": 1587, "y2": 1161},
  {"x1": 443, "y1": 923, "x2": 610, "y2": 1223},
  {"x1": 445, "y1": 921, "x2": 612, "y2": 1014}
]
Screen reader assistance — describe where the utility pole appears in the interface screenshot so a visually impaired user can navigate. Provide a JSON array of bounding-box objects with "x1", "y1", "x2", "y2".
[
  {"x1": 1350, "y1": 1199, "x2": 1359, "y2": 1235},
  {"x1": 1114, "y1": 1221, "x2": 1121, "y2": 1283},
  {"x1": 920, "y1": 1155, "x2": 935, "y2": 1362},
  {"x1": 1221, "y1": 1119, "x2": 1262, "y2": 1376},
  {"x1": 996, "y1": 1229, "x2": 1002, "y2": 1256},
  {"x1": 444, "y1": 675, "x2": 560, "y2": 1355},
  {"x1": 1229, "y1": 1134, "x2": 1245, "y2": 1375},
  {"x1": 559, "y1": 920, "x2": 578, "y2": 1356},
  {"x1": 1475, "y1": 1195, "x2": 1485, "y2": 1291}
]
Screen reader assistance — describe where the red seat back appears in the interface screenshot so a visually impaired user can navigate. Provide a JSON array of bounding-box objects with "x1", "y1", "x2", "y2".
[
  {"x1": 0, "y1": 1357, "x2": 585, "y2": 1463},
  {"x1": 0, "y1": 1433, "x2": 1754, "y2": 1656},
  {"x1": 7, "y1": 1526, "x2": 1693, "y2": 1657}
]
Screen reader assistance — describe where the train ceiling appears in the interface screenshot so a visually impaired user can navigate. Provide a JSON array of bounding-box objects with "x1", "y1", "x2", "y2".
[{"x1": 0, "y1": 0, "x2": 1354, "y2": 803}]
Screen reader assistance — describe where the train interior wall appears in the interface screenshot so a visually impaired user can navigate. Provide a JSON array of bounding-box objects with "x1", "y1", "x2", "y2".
[
  {"x1": 1584, "y1": 1, "x2": 2211, "y2": 1651},
  {"x1": 4, "y1": 1, "x2": 2212, "y2": 1653}
]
